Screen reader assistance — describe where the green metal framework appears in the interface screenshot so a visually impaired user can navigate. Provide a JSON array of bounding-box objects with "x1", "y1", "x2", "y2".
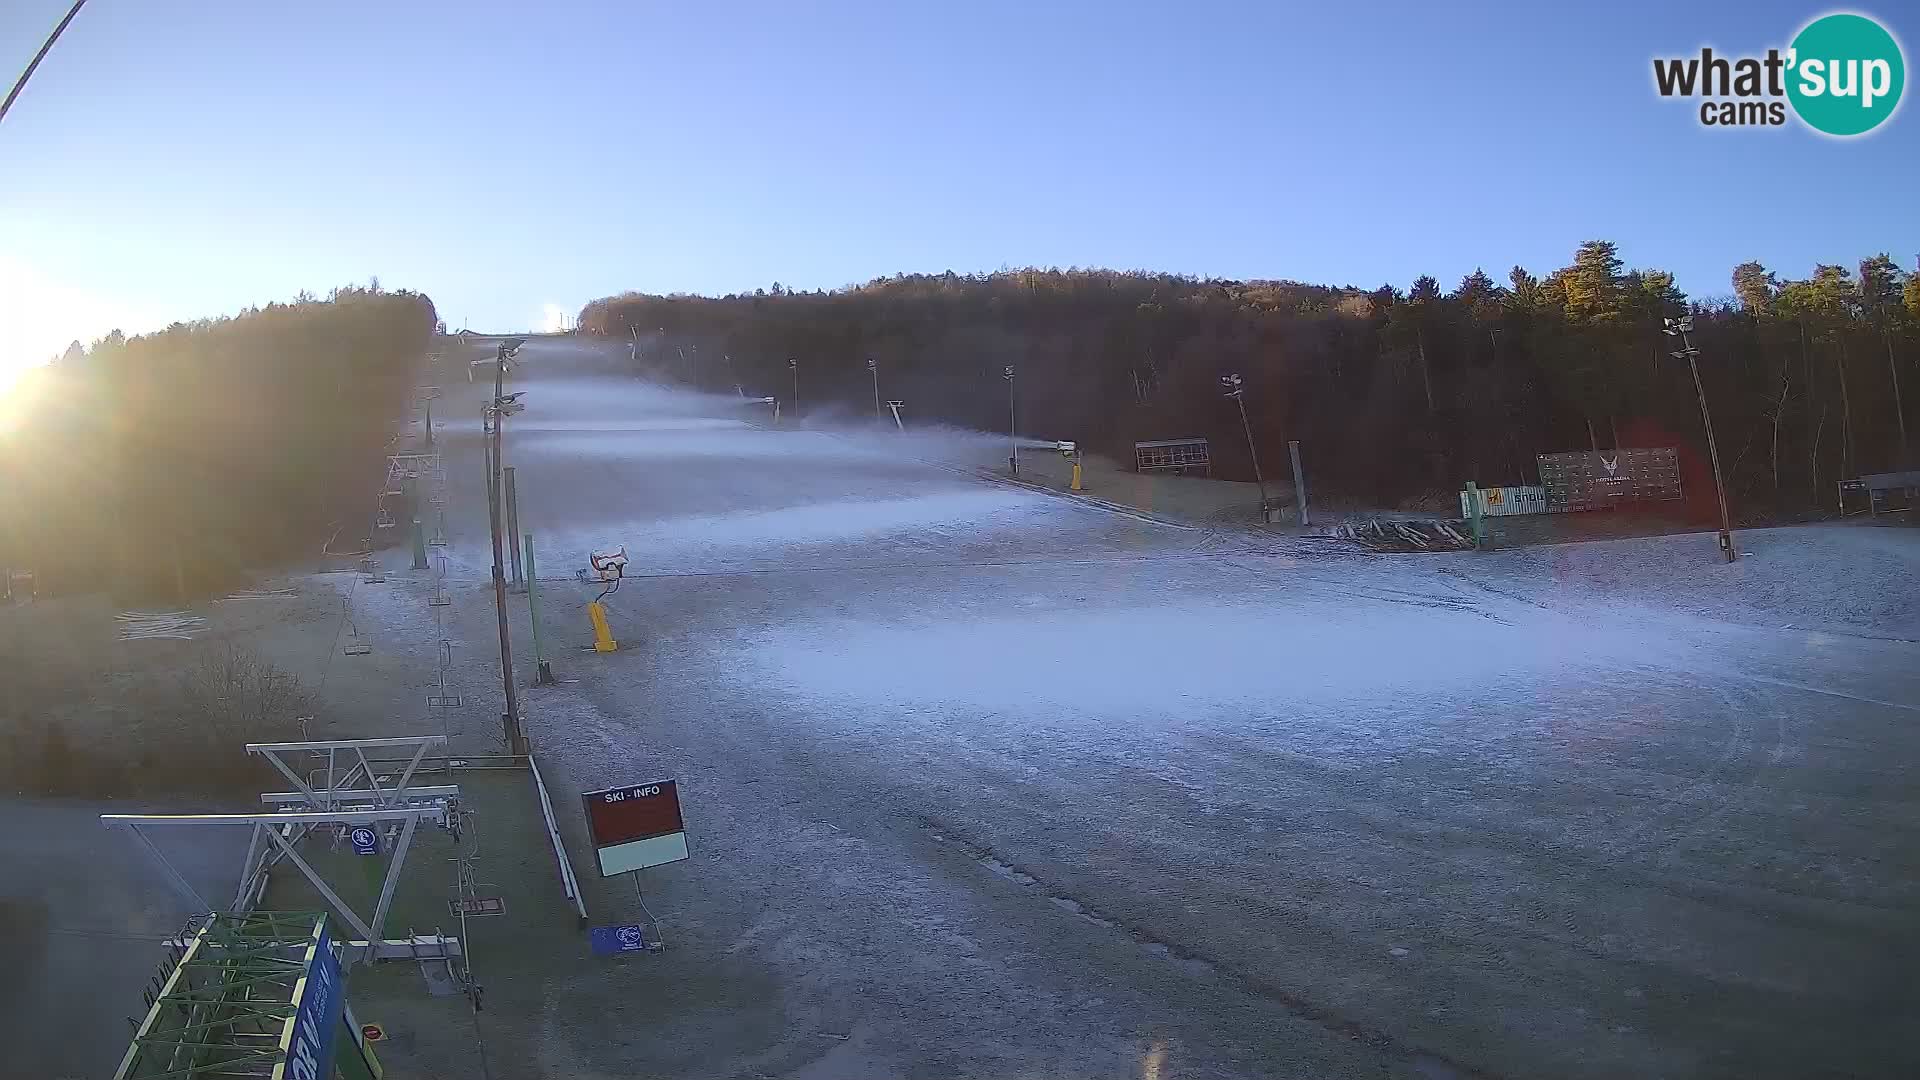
[{"x1": 114, "y1": 910, "x2": 331, "y2": 1079}]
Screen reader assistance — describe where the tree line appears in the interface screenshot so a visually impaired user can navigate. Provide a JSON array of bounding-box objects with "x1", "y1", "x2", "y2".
[
  {"x1": 579, "y1": 244, "x2": 1918, "y2": 520},
  {"x1": 0, "y1": 283, "x2": 438, "y2": 598}
]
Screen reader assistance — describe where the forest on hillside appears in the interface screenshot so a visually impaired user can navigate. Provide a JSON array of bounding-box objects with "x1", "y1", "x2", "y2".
[
  {"x1": 580, "y1": 243, "x2": 1919, "y2": 520},
  {"x1": 0, "y1": 284, "x2": 438, "y2": 598}
]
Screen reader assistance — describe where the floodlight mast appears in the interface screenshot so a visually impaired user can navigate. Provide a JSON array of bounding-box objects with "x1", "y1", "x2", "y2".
[
  {"x1": 1664, "y1": 316, "x2": 1735, "y2": 563},
  {"x1": 1220, "y1": 373, "x2": 1270, "y2": 513},
  {"x1": 486, "y1": 343, "x2": 528, "y2": 753},
  {"x1": 1004, "y1": 366, "x2": 1018, "y2": 475}
]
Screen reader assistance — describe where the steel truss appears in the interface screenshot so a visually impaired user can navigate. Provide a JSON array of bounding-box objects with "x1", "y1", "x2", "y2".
[
  {"x1": 103, "y1": 805, "x2": 457, "y2": 957},
  {"x1": 248, "y1": 736, "x2": 453, "y2": 813},
  {"x1": 112, "y1": 910, "x2": 377, "y2": 1080}
]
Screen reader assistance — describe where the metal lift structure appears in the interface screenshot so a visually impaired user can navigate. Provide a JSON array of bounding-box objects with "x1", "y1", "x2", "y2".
[
  {"x1": 102, "y1": 736, "x2": 466, "y2": 962},
  {"x1": 111, "y1": 910, "x2": 381, "y2": 1080}
]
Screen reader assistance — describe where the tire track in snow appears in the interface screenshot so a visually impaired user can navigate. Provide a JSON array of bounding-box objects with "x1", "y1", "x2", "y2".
[{"x1": 913, "y1": 815, "x2": 1501, "y2": 1080}]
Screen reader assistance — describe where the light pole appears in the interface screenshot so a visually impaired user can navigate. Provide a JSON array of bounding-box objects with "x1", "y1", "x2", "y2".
[
  {"x1": 788, "y1": 357, "x2": 799, "y2": 420},
  {"x1": 1003, "y1": 366, "x2": 1018, "y2": 476},
  {"x1": 485, "y1": 341, "x2": 529, "y2": 754},
  {"x1": 868, "y1": 357, "x2": 881, "y2": 420},
  {"x1": 1664, "y1": 316, "x2": 1735, "y2": 563},
  {"x1": 1220, "y1": 373, "x2": 1270, "y2": 517}
]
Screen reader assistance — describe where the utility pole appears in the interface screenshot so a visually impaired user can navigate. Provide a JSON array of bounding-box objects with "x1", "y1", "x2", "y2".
[
  {"x1": 868, "y1": 357, "x2": 881, "y2": 420},
  {"x1": 1220, "y1": 373, "x2": 1270, "y2": 517},
  {"x1": 1003, "y1": 366, "x2": 1018, "y2": 476},
  {"x1": 1665, "y1": 316, "x2": 1736, "y2": 563},
  {"x1": 485, "y1": 343, "x2": 528, "y2": 753},
  {"x1": 788, "y1": 357, "x2": 799, "y2": 421}
]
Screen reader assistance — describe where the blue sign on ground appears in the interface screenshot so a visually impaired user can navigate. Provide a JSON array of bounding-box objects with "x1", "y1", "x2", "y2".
[
  {"x1": 590, "y1": 924, "x2": 652, "y2": 955},
  {"x1": 348, "y1": 826, "x2": 379, "y2": 856},
  {"x1": 284, "y1": 921, "x2": 344, "y2": 1080}
]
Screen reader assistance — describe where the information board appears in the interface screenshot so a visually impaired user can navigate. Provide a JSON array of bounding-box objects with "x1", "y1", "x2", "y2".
[{"x1": 581, "y1": 780, "x2": 689, "y2": 877}]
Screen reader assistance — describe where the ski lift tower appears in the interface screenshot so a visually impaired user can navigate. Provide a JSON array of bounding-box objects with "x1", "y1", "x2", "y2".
[{"x1": 112, "y1": 910, "x2": 383, "y2": 1080}]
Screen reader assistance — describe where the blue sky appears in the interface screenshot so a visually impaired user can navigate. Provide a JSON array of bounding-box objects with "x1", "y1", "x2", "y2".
[{"x1": 0, "y1": 0, "x2": 1913, "y2": 365}]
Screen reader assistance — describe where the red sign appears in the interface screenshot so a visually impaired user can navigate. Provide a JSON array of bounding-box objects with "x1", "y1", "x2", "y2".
[
  {"x1": 580, "y1": 780, "x2": 689, "y2": 876},
  {"x1": 583, "y1": 781, "x2": 684, "y2": 846},
  {"x1": 360, "y1": 1023, "x2": 385, "y2": 1042}
]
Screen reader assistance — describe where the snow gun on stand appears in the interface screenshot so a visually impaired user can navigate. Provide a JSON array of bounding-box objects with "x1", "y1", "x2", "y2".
[
  {"x1": 586, "y1": 548, "x2": 626, "y2": 652},
  {"x1": 1055, "y1": 441, "x2": 1084, "y2": 490}
]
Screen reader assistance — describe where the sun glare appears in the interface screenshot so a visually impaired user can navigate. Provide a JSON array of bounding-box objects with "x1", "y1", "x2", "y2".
[
  {"x1": 0, "y1": 360, "x2": 51, "y2": 436},
  {"x1": 0, "y1": 354, "x2": 35, "y2": 393},
  {"x1": 0, "y1": 256, "x2": 159, "y2": 422}
]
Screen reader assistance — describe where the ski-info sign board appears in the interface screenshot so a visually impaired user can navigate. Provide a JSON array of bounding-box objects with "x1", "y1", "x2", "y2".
[{"x1": 581, "y1": 780, "x2": 689, "y2": 877}]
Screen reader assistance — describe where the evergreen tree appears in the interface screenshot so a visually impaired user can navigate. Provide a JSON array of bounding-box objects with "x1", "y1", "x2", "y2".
[
  {"x1": 1563, "y1": 241, "x2": 1624, "y2": 323},
  {"x1": 1452, "y1": 268, "x2": 1504, "y2": 322},
  {"x1": 1732, "y1": 261, "x2": 1777, "y2": 314},
  {"x1": 1506, "y1": 266, "x2": 1541, "y2": 313}
]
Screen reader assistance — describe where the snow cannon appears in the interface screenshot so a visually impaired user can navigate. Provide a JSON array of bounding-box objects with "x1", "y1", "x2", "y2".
[
  {"x1": 586, "y1": 547, "x2": 627, "y2": 653},
  {"x1": 1055, "y1": 441, "x2": 1085, "y2": 490},
  {"x1": 589, "y1": 548, "x2": 627, "y2": 586}
]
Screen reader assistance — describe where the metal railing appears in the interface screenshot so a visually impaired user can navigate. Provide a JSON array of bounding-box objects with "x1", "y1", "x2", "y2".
[{"x1": 529, "y1": 751, "x2": 589, "y2": 924}]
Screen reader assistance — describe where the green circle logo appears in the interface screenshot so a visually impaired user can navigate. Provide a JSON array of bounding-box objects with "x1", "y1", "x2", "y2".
[{"x1": 1787, "y1": 13, "x2": 1905, "y2": 136}]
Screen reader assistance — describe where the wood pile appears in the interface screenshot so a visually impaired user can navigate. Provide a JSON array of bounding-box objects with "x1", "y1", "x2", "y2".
[
  {"x1": 1328, "y1": 519, "x2": 1475, "y2": 553},
  {"x1": 115, "y1": 610, "x2": 210, "y2": 641}
]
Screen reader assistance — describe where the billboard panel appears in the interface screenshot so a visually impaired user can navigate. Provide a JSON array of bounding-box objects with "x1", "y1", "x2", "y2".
[{"x1": 1537, "y1": 448, "x2": 1682, "y2": 512}]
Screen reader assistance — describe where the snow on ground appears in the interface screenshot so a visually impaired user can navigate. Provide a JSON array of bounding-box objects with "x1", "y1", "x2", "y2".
[
  {"x1": 641, "y1": 532, "x2": 1919, "y2": 1080},
  {"x1": 434, "y1": 376, "x2": 1187, "y2": 579},
  {"x1": 518, "y1": 416, "x2": 753, "y2": 433},
  {"x1": 523, "y1": 426, "x2": 874, "y2": 463},
  {"x1": 1452, "y1": 524, "x2": 1920, "y2": 638},
  {"x1": 637, "y1": 488, "x2": 1057, "y2": 552},
  {"x1": 748, "y1": 590, "x2": 1670, "y2": 720},
  {"x1": 504, "y1": 374, "x2": 751, "y2": 418}
]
